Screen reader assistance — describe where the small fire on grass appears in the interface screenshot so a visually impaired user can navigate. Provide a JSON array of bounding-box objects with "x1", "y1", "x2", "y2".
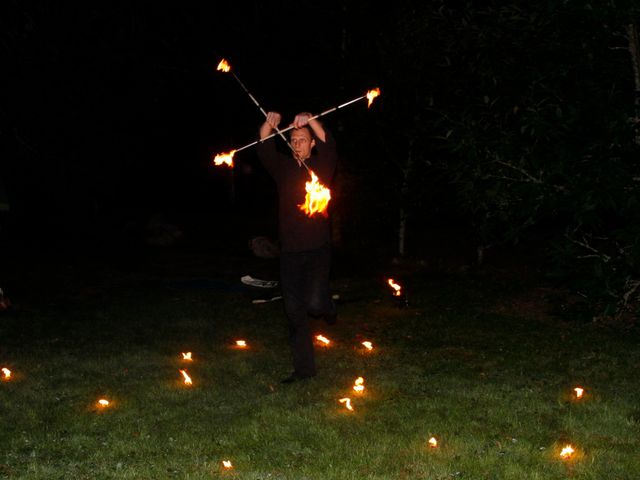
[
  {"x1": 222, "y1": 460, "x2": 233, "y2": 469},
  {"x1": 339, "y1": 398, "x2": 353, "y2": 411},
  {"x1": 560, "y1": 444, "x2": 575, "y2": 459},
  {"x1": 181, "y1": 352, "x2": 193, "y2": 361},
  {"x1": 387, "y1": 278, "x2": 402, "y2": 297},
  {"x1": 180, "y1": 369, "x2": 193, "y2": 386},
  {"x1": 573, "y1": 387, "x2": 584, "y2": 399},
  {"x1": 353, "y1": 377, "x2": 365, "y2": 393},
  {"x1": 315, "y1": 335, "x2": 330, "y2": 346},
  {"x1": 235, "y1": 340, "x2": 247, "y2": 348},
  {"x1": 1, "y1": 367, "x2": 11, "y2": 380},
  {"x1": 361, "y1": 341, "x2": 373, "y2": 351},
  {"x1": 97, "y1": 398, "x2": 110, "y2": 408},
  {"x1": 428, "y1": 437, "x2": 438, "y2": 448}
]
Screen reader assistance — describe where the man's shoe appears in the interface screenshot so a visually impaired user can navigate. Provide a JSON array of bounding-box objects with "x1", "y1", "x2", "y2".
[{"x1": 280, "y1": 372, "x2": 316, "y2": 384}]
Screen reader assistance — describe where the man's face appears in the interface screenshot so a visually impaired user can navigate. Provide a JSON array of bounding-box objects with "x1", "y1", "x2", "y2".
[{"x1": 290, "y1": 128, "x2": 315, "y2": 161}]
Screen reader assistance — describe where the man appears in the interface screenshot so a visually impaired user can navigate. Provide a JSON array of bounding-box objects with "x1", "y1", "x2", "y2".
[{"x1": 256, "y1": 111, "x2": 337, "y2": 383}]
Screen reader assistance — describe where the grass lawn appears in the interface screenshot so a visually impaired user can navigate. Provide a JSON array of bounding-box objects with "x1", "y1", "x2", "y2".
[{"x1": 1, "y1": 251, "x2": 639, "y2": 479}]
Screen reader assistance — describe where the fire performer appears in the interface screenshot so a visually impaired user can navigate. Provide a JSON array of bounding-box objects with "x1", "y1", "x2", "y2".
[{"x1": 257, "y1": 111, "x2": 337, "y2": 383}]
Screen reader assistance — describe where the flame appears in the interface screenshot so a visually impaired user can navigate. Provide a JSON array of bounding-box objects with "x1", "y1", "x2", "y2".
[
  {"x1": 339, "y1": 398, "x2": 353, "y2": 411},
  {"x1": 361, "y1": 341, "x2": 373, "y2": 351},
  {"x1": 573, "y1": 387, "x2": 584, "y2": 399},
  {"x1": 1, "y1": 368, "x2": 10, "y2": 379},
  {"x1": 180, "y1": 369, "x2": 193, "y2": 385},
  {"x1": 222, "y1": 460, "x2": 233, "y2": 469},
  {"x1": 315, "y1": 334, "x2": 330, "y2": 346},
  {"x1": 214, "y1": 150, "x2": 235, "y2": 167},
  {"x1": 97, "y1": 399, "x2": 110, "y2": 407},
  {"x1": 235, "y1": 340, "x2": 247, "y2": 348},
  {"x1": 299, "y1": 170, "x2": 331, "y2": 217},
  {"x1": 366, "y1": 88, "x2": 381, "y2": 108},
  {"x1": 560, "y1": 444, "x2": 575, "y2": 459},
  {"x1": 428, "y1": 437, "x2": 438, "y2": 448},
  {"x1": 353, "y1": 376, "x2": 365, "y2": 393},
  {"x1": 182, "y1": 352, "x2": 192, "y2": 361},
  {"x1": 217, "y1": 58, "x2": 231, "y2": 73},
  {"x1": 388, "y1": 278, "x2": 402, "y2": 296}
]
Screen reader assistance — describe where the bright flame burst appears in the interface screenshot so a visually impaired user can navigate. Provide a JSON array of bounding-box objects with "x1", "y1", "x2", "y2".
[
  {"x1": 214, "y1": 150, "x2": 236, "y2": 167},
  {"x1": 573, "y1": 387, "x2": 584, "y2": 399},
  {"x1": 315, "y1": 335, "x2": 330, "y2": 346},
  {"x1": 182, "y1": 352, "x2": 192, "y2": 361},
  {"x1": 299, "y1": 171, "x2": 331, "y2": 217},
  {"x1": 97, "y1": 399, "x2": 110, "y2": 407},
  {"x1": 222, "y1": 460, "x2": 233, "y2": 469},
  {"x1": 361, "y1": 341, "x2": 373, "y2": 351},
  {"x1": 339, "y1": 398, "x2": 353, "y2": 411},
  {"x1": 428, "y1": 437, "x2": 438, "y2": 448},
  {"x1": 560, "y1": 444, "x2": 575, "y2": 459},
  {"x1": 1, "y1": 368, "x2": 10, "y2": 379},
  {"x1": 180, "y1": 369, "x2": 193, "y2": 385},
  {"x1": 366, "y1": 88, "x2": 381, "y2": 108},
  {"x1": 388, "y1": 278, "x2": 402, "y2": 296},
  {"x1": 217, "y1": 58, "x2": 231, "y2": 73},
  {"x1": 353, "y1": 377, "x2": 365, "y2": 393},
  {"x1": 235, "y1": 340, "x2": 247, "y2": 348}
]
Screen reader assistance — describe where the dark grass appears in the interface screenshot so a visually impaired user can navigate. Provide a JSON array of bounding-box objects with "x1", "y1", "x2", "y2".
[{"x1": 1, "y1": 250, "x2": 640, "y2": 479}]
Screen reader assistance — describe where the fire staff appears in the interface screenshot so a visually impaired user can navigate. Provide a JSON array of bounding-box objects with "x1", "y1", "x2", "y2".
[{"x1": 257, "y1": 111, "x2": 337, "y2": 383}]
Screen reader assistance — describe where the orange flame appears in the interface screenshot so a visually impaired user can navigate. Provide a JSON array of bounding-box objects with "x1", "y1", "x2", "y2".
[
  {"x1": 1, "y1": 367, "x2": 10, "y2": 379},
  {"x1": 217, "y1": 58, "x2": 231, "y2": 73},
  {"x1": 97, "y1": 398, "x2": 110, "y2": 407},
  {"x1": 339, "y1": 397, "x2": 353, "y2": 411},
  {"x1": 560, "y1": 444, "x2": 575, "y2": 459},
  {"x1": 235, "y1": 340, "x2": 247, "y2": 348},
  {"x1": 361, "y1": 341, "x2": 373, "y2": 351},
  {"x1": 182, "y1": 352, "x2": 192, "y2": 361},
  {"x1": 222, "y1": 460, "x2": 233, "y2": 469},
  {"x1": 214, "y1": 150, "x2": 235, "y2": 167},
  {"x1": 180, "y1": 369, "x2": 193, "y2": 385},
  {"x1": 428, "y1": 437, "x2": 438, "y2": 448},
  {"x1": 573, "y1": 387, "x2": 584, "y2": 399},
  {"x1": 299, "y1": 170, "x2": 331, "y2": 217},
  {"x1": 315, "y1": 334, "x2": 330, "y2": 346},
  {"x1": 366, "y1": 88, "x2": 381, "y2": 108},
  {"x1": 388, "y1": 278, "x2": 402, "y2": 296},
  {"x1": 353, "y1": 376, "x2": 365, "y2": 393}
]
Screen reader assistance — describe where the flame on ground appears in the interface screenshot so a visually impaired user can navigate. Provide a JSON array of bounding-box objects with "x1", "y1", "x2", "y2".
[
  {"x1": 222, "y1": 460, "x2": 233, "y2": 469},
  {"x1": 339, "y1": 398, "x2": 354, "y2": 411},
  {"x1": 388, "y1": 278, "x2": 402, "y2": 296},
  {"x1": 97, "y1": 399, "x2": 110, "y2": 407},
  {"x1": 560, "y1": 444, "x2": 575, "y2": 459},
  {"x1": 361, "y1": 341, "x2": 373, "y2": 351},
  {"x1": 217, "y1": 59, "x2": 231, "y2": 72},
  {"x1": 1, "y1": 368, "x2": 10, "y2": 379},
  {"x1": 182, "y1": 352, "x2": 192, "y2": 361},
  {"x1": 353, "y1": 376, "x2": 365, "y2": 393},
  {"x1": 214, "y1": 150, "x2": 236, "y2": 167},
  {"x1": 235, "y1": 340, "x2": 247, "y2": 348},
  {"x1": 315, "y1": 335, "x2": 330, "y2": 346},
  {"x1": 428, "y1": 437, "x2": 438, "y2": 448},
  {"x1": 180, "y1": 369, "x2": 193, "y2": 385},
  {"x1": 366, "y1": 88, "x2": 381, "y2": 108},
  {"x1": 299, "y1": 171, "x2": 331, "y2": 217},
  {"x1": 573, "y1": 387, "x2": 584, "y2": 399}
]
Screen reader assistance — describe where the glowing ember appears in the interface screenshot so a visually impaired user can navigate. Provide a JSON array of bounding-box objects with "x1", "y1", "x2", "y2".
[
  {"x1": 299, "y1": 170, "x2": 331, "y2": 217},
  {"x1": 428, "y1": 437, "x2": 438, "y2": 448},
  {"x1": 560, "y1": 444, "x2": 575, "y2": 459},
  {"x1": 339, "y1": 397, "x2": 353, "y2": 411},
  {"x1": 214, "y1": 150, "x2": 236, "y2": 168},
  {"x1": 222, "y1": 460, "x2": 233, "y2": 469},
  {"x1": 182, "y1": 352, "x2": 192, "y2": 361},
  {"x1": 388, "y1": 278, "x2": 402, "y2": 296},
  {"x1": 573, "y1": 387, "x2": 584, "y2": 399},
  {"x1": 179, "y1": 369, "x2": 193, "y2": 385},
  {"x1": 366, "y1": 88, "x2": 381, "y2": 108},
  {"x1": 97, "y1": 399, "x2": 110, "y2": 407},
  {"x1": 235, "y1": 340, "x2": 247, "y2": 348},
  {"x1": 315, "y1": 334, "x2": 330, "y2": 346},
  {"x1": 361, "y1": 341, "x2": 373, "y2": 351},
  {"x1": 217, "y1": 58, "x2": 231, "y2": 73},
  {"x1": 1, "y1": 368, "x2": 10, "y2": 379},
  {"x1": 353, "y1": 376, "x2": 365, "y2": 393}
]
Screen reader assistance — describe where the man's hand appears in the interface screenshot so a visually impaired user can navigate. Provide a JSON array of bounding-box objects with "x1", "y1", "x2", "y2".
[
  {"x1": 292, "y1": 112, "x2": 313, "y2": 129},
  {"x1": 260, "y1": 112, "x2": 281, "y2": 139}
]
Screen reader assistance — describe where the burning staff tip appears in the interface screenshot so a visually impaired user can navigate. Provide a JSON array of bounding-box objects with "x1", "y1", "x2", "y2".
[
  {"x1": 214, "y1": 150, "x2": 236, "y2": 167},
  {"x1": 217, "y1": 58, "x2": 231, "y2": 72},
  {"x1": 366, "y1": 87, "x2": 381, "y2": 108}
]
